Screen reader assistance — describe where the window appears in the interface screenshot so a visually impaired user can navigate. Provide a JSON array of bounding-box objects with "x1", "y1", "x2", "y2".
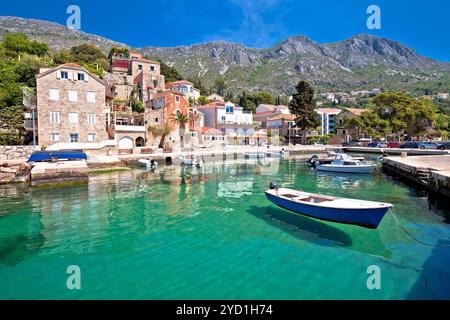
[
  {"x1": 155, "y1": 117, "x2": 159, "y2": 123},
  {"x1": 77, "y1": 73, "x2": 85, "y2": 81},
  {"x1": 69, "y1": 113, "x2": 79, "y2": 124},
  {"x1": 60, "y1": 71, "x2": 69, "y2": 79},
  {"x1": 221, "y1": 116, "x2": 226, "y2": 123},
  {"x1": 150, "y1": 66, "x2": 155, "y2": 72},
  {"x1": 69, "y1": 133, "x2": 79, "y2": 143},
  {"x1": 68, "y1": 90, "x2": 78, "y2": 102},
  {"x1": 51, "y1": 133, "x2": 60, "y2": 142},
  {"x1": 50, "y1": 112, "x2": 60, "y2": 123},
  {"x1": 138, "y1": 64, "x2": 143, "y2": 70},
  {"x1": 226, "y1": 105, "x2": 234, "y2": 113},
  {"x1": 87, "y1": 92, "x2": 96, "y2": 103},
  {"x1": 88, "y1": 133, "x2": 96, "y2": 142},
  {"x1": 49, "y1": 89, "x2": 59, "y2": 101},
  {"x1": 175, "y1": 96, "x2": 180, "y2": 102},
  {"x1": 88, "y1": 113, "x2": 96, "y2": 124}
]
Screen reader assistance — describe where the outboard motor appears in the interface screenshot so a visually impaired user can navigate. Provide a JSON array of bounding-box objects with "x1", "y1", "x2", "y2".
[{"x1": 269, "y1": 182, "x2": 278, "y2": 190}]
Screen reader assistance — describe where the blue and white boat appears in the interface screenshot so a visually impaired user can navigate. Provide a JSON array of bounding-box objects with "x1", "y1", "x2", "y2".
[
  {"x1": 315, "y1": 153, "x2": 374, "y2": 174},
  {"x1": 265, "y1": 184, "x2": 392, "y2": 229}
]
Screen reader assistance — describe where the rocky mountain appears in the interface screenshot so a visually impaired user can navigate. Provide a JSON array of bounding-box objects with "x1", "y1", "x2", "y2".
[
  {"x1": 1, "y1": 16, "x2": 449, "y2": 95},
  {"x1": 0, "y1": 16, "x2": 127, "y2": 53}
]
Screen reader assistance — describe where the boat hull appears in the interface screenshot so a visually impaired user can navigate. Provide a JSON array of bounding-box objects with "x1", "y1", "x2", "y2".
[
  {"x1": 265, "y1": 192, "x2": 389, "y2": 229},
  {"x1": 316, "y1": 164, "x2": 374, "y2": 174}
]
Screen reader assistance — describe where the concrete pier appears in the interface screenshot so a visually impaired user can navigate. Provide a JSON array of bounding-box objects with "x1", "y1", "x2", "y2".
[
  {"x1": 30, "y1": 160, "x2": 89, "y2": 186},
  {"x1": 344, "y1": 146, "x2": 449, "y2": 155},
  {"x1": 382, "y1": 155, "x2": 450, "y2": 197}
]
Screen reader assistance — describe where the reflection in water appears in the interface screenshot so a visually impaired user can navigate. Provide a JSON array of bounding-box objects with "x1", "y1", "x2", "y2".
[
  {"x1": 0, "y1": 159, "x2": 449, "y2": 299},
  {"x1": 248, "y1": 205, "x2": 353, "y2": 247},
  {"x1": 315, "y1": 171, "x2": 375, "y2": 190},
  {"x1": 248, "y1": 205, "x2": 392, "y2": 258}
]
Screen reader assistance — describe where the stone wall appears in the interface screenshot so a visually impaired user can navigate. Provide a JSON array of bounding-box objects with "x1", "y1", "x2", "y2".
[{"x1": 0, "y1": 146, "x2": 39, "y2": 160}]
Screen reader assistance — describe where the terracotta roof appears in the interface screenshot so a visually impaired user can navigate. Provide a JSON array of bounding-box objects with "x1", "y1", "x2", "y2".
[
  {"x1": 152, "y1": 90, "x2": 184, "y2": 99},
  {"x1": 255, "y1": 110, "x2": 278, "y2": 116},
  {"x1": 197, "y1": 102, "x2": 226, "y2": 109},
  {"x1": 62, "y1": 63, "x2": 83, "y2": 68},
  {"x1": 201, "y1": 127, "x2": 223, "y2": 134},
  {"x1": 36, "y1": 63, "x2": 105, "y2": 86},
  {"x1": 343, "y1": 108, "x2": 370, "y2": 116},
  {"x1": 167, "y1": 80, "x2": 194, "y2": 86},
  {"x1": 267, "y1": 114, "x2": 296, "y2": 121},
  {"x1": 316, "y1": 108, "x2": 342, "y2": 114}
]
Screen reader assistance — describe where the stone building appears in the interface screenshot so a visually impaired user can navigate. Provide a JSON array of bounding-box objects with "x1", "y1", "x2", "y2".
[
  {"x1": 107, "y1": 49, "x2": 165, "y2": 102},
  {"x1": 145, "y1": 90, "x2": 190, "y2": 148},
  {"x1": 35, "y1": 63, "x2": 108, "y2": 148}
]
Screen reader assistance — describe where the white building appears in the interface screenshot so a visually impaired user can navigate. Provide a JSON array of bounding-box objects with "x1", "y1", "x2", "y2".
[
  {"x1": 197, "y1": 101, "x2": 256, "y2": 145},
  {"x1": 315, "y1": 108, "x2": 342, "y2": 135},
  {"x1": 166, "y1": 80, "x2": 201, "y2": 101}
]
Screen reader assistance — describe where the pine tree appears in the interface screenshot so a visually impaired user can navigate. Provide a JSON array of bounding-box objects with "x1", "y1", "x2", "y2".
[{"x1": 288, "y1": 80, "x2": 319, "y2": 144}]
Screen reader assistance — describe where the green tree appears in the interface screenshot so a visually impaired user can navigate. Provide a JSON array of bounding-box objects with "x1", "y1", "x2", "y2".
[
  {"x1": 198, "y1": 96, "x2": 209, "y2": 105},
  {"x1": 214, "y1": 79, "x2": 226, "y2": 97},
  {"x1": 148, "y1": 124, "x2": 171, "y2": 148},
  {"x1": 157, "y1": 59, "x2": 183, "y2": 83},
  {"x1": 288, "y1": 80, "x2": 319, "y2": 144}
]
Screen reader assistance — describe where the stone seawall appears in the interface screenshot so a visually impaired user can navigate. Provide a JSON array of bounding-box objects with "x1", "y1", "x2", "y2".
[{"x1": 0, "y1": 146, "x2": 39, "y2": 161}]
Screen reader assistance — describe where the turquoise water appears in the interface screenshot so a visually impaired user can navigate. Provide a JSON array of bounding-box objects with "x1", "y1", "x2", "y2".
[{"x1": 0, "y1": 158, "x2": 449, "y2": 299}]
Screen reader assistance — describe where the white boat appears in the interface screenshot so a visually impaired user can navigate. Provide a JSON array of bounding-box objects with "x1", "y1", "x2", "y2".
[
  {"x1": 315, "y1": 154, "x2": 374, "y2": 174},
  {"x1": 138, "y1": 159, "x2": 158, "y2": 170},
  {"x1": 265, "y1": 184, "x2": 392, "y2": 229},
  {"x1": 244, "y1": 152, "x2": 266, "y2": 159},
  {"x1": 180, "y1": 155, "x2": 204, "y2": 167},
  {"x1": 267, "y1": 150, "x2": 290, "y2": 158}
]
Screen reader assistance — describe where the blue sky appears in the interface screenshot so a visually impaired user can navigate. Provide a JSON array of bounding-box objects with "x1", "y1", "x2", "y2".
[{"x1": 1, "y1": 0, "x2": 449, "y2": 61}]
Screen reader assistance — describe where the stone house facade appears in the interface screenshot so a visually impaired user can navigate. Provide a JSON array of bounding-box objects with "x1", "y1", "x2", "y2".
[
  {"x1": 36, "y1": 63, "x2": 108, "y2": 148},
  {"x1": 145, "y1": 90, "x2": 190, "y2": 147}
]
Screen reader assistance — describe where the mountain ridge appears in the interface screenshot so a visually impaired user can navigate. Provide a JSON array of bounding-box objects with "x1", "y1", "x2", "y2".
[{"x1": 1, "y1": 16, "x2": 449, "y2": 94}]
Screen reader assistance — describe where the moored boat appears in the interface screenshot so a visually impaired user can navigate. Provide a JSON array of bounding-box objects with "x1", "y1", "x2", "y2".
[
  {"x1": 315, "y1": 154, "x2": 374, "y2": 173},
  {"x1": 265, "y1": 184, "x2": 392, "y2": 229},
  {"x1": 244, "y1": 152, "x2": 266, "y2": 159},
  {"x1": 138, "y1": 159, "x2": 158, "y2": 170},
  {"x1": 180, "y1": 155, "x2": 204, "y2": 167},
  {"x1": 267, "y1": 150, "x2": 290, "y2": 158},
  {"x1": 27, "y1": 150, "x2": 87, "y2": 162}
]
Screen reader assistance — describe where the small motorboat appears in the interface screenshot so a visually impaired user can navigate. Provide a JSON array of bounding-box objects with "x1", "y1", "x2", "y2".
[
  {"x1": 315, "y1": 154, "x2": 374, "y2": 174},
  {"x1": 265, "y1": 183, "x2": 392, "y2": 229},
  {"x1": 138, "y1": 159, "x2": 158, "y2": 170},
  {"x1": 180, "y1": 155, "x2": 204, "y2": 167},
  {"x1": 244, "y1": 152, "x2": 266, "y2": 160},
  {"x1": 267, "y1": 150, "x2": 290, "y2": 158}
]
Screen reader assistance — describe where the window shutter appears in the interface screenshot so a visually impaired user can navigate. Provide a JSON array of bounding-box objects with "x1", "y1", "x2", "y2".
[
  {"x1": 84, "y1": 74, "x2": 89, "y2": 82},
  {"x1": 68, "y1": 72, "x2": 73, "y2": 80},
  {"x1": 56, "y1": 71, "x2": 61, "y2": 79}
]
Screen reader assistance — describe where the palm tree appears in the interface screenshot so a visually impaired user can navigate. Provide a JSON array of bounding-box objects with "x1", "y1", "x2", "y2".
[
  {"x1": 170, "y1": 111, "x2": 190, "y2": 129},
  {"x1": 170, "y1": 111, "x2": 190, "y2": 148},
  {"x1": 148, "y1": 124, "x2": 171, "y2": 148}
]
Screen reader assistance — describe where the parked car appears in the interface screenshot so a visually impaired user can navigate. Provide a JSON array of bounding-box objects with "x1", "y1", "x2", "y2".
[
  {"x1": 368, "y1": 141, "x2": 388, "y2": 148},
  {"x1": 418, "y1": 142, "x2": 439, "y2": 149},
  {"x1": 400, "y1": 142, "x2": 419, "y2": 149},
  {"x1": 437, "y1": 142, "x2": 450, "y2": 150},
  {"x1": 387, "y1": 142, "x2": 401, "y2": 148},
  {"x1": 342, "y1": 141, "x2": 361, "y2": 147}
]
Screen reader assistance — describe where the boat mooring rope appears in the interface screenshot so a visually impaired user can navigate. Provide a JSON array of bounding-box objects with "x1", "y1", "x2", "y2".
[{"x1": 388, "y1": 207, "x2": 450, "y2": 247}]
